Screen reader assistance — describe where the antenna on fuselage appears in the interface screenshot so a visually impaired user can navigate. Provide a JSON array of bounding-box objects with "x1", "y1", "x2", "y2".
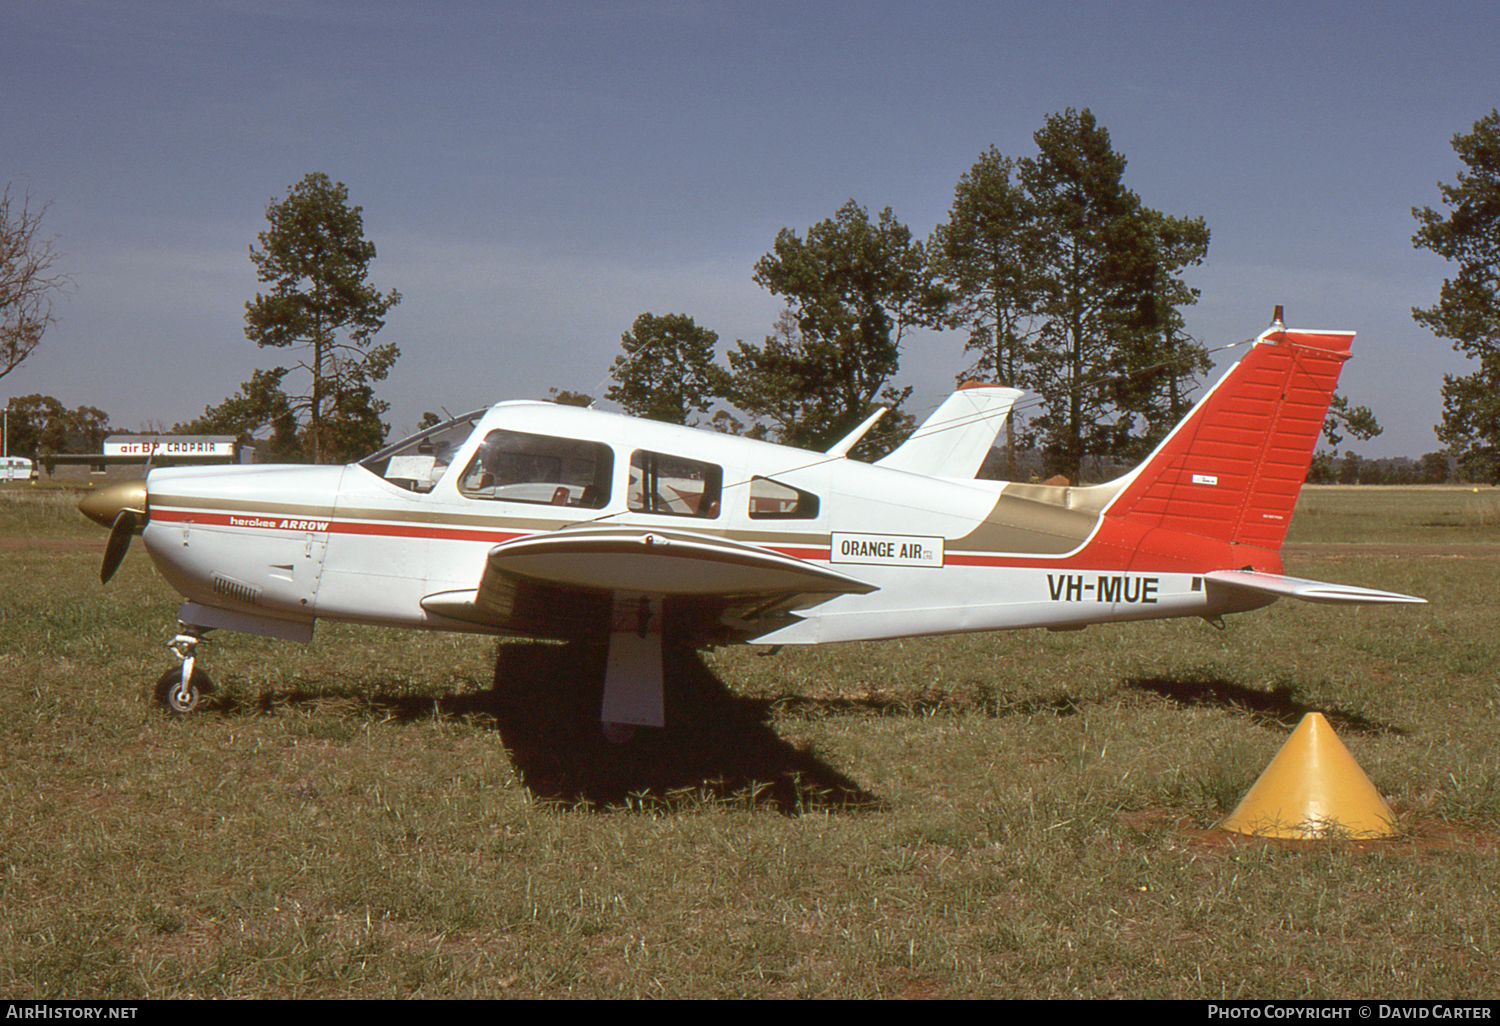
[
  {"x1": 141, "y1": 435, "x2": 159, "y2": 478},
  {"x1": 824, "y1": 407, "x2": 887, "y2": 458}
]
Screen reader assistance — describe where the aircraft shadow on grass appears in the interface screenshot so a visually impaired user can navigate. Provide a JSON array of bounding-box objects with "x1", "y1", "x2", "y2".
[
  {"x1": 211, "y1": 642, "x2": 884, "y2": 814},
  {"x1": 202, "y1": 659, "x2": 1404, "y2": 809},
  {"x1": 1125, "y1": 675, "x2": 1407, "y2": 736}
]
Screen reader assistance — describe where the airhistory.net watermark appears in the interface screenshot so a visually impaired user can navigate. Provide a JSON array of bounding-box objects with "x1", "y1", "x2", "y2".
[{"x1": 4, "y1": 1008, "x2": 138, "y2": 1020}]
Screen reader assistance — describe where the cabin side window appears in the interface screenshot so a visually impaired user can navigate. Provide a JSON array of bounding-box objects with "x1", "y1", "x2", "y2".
[
  {"x1": 628, "y1": 450, "x2": 721, "y2": 518},
  {"x1": 747, "y1": 476, "x2": 820, "y2": 520},
  {"x1": 459, "y1": 429, "x2": 613, "y2": 509}
]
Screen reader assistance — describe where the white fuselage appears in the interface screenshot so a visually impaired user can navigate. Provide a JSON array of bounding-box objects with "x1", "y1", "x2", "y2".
[{"x1": 139, "y1": 401, "x2": 1265, "y2": 648}]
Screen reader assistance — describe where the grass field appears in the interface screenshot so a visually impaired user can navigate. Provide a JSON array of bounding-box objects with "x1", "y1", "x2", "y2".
[{"x1": 2, "y1": 483, "x2": 1498, "y2": 998}]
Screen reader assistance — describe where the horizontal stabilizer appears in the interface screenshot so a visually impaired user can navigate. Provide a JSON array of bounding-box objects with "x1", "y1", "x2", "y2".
[{"x1": 1205, "y1": 570, "x2": 1426, "y2": 606}]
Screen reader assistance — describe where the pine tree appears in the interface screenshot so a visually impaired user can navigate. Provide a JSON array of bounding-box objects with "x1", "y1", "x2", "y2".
[
  {"x1": 1412, "y1": 110, "x2": 1500, "y2": 484},
  {"x1": 243, "y1": 173, "x2": 401, "y2": 463},
  {"x1": 933, "y1": 111, "x2": 1209, "y2": 482}
]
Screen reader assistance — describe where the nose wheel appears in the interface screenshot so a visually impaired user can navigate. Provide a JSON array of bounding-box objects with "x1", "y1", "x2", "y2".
[{"x1": 154, "y1": 627, "x2": 214, "y2": 715}]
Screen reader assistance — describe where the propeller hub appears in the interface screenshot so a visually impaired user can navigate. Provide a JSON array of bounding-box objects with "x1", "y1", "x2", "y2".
[{"x1": 79, "y1": 478, "x2": 148, "y2": 529}]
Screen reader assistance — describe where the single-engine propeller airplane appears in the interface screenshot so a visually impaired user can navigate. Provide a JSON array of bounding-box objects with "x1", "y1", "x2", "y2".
[{"x1": 81, "y1": 309, "x2": 1424, "y2": 735}]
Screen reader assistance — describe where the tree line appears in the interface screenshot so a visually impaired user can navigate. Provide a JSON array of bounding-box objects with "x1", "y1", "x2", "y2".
[
  {"x1": 1308, "y1": 451, "x2": 1456, "y2": 487},
  {"x1": 603, "y1": 109, "x2": 1214, "y2": 479},
  {"x1": 597, "y1": 107, "x2": 1500, "y2": 484},
  {"x1": 3, "y1": 108, "x2": 1498, "y2": 483}
]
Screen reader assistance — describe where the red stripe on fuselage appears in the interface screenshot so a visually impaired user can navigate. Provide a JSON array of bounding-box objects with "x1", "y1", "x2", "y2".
[
  {"x1": 149, "y1": 507, "x2": 1275, "y2": 577},
  {"x1": 150, "y1": 506, "x2": 526, "y2": 546},
  {"x1": 148, "y1": 506, "x2": 833, "y2": 561}
]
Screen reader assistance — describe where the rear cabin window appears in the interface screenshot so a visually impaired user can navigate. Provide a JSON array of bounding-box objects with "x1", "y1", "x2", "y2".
[
  {"x1": 628, "y1": 450, "x2": 721, "y2": 518},
  {"x1": 459, "y1": 429, "x2": 612, "y2": 509},
  {"x1": 748, "y1": 476, "x2": 820, "y2": 519}
]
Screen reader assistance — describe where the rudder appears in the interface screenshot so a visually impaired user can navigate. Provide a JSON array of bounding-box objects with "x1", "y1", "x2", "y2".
[{"x1": 1104, "y1": 322, "x2": 1354, "y2": 551}]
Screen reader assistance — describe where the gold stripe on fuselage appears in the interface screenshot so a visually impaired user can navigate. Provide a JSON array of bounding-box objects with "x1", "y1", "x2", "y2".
[{"x1": 154, "y1": 475, "x2": 1126, "y2": 558}]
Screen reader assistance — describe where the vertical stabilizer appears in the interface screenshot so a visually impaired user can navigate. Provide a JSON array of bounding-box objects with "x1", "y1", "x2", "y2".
[
  {"x1": 1104, "y1": 326, "x2": 1353, "y2": 550},
  {"x1": 875, "y1": 383, "x2": 1022, "y2": 478}
]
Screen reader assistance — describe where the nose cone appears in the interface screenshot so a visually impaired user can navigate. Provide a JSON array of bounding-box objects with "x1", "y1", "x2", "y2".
[{"x1": 79, "y1": 478, "x2": 148, "y2": 529}]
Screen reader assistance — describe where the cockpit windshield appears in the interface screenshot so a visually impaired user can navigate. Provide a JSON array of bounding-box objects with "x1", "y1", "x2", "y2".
[{"x1": 358, "y1": 410, "x2": 486, "y2": 493}]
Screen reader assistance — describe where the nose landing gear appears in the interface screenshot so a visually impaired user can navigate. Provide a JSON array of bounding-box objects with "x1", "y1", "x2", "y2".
[{"x1": 153, "y1": 625, "x2": 214, "y2": 715}]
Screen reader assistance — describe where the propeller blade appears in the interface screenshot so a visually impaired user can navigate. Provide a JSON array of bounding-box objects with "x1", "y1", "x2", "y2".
[{"x1": 101, "y1": 509, "x2": 139, "y2": 584}]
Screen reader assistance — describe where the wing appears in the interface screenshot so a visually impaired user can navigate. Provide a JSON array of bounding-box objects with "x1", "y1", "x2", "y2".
[
  {"x1": 1204, "y1": 570, "x2": 1426, "y2": 606},
  {"x1": 420, "y1": 525, "x2": 878, "y2": 645}
]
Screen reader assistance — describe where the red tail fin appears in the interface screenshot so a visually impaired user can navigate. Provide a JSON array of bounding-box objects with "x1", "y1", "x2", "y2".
[{"x1": 1105, "y1": 326, "x2": 1353, "y2": 551}]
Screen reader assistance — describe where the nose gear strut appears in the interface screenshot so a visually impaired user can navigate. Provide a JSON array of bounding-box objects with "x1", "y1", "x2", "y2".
[{"x1": 153, "y1": 623, "x2": 214, "y2": 715}]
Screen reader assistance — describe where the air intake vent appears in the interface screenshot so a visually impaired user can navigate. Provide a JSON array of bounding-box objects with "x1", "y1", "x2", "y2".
[{"x1": 212, "y1": 574, "x2": 262, "y2": 605}]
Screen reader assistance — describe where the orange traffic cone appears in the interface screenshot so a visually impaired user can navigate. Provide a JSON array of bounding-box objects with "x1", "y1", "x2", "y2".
[{"x1": 1219, "y1": 712, "x2": 1397, "y2": 839}]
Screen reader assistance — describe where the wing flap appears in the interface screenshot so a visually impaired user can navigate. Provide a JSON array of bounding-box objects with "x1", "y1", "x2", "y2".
[{"x1": 1205, "y1": 569, "x2": 1426, "y2": 606}]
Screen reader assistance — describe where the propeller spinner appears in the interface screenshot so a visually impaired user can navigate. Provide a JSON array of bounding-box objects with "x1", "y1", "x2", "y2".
[{"x1": 79, "y1": 478, "x2": 148, "y2": 584}]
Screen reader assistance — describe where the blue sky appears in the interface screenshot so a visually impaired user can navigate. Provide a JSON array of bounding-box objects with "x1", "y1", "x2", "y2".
[{"x1": 5, "y1": 0, "x2": 1497, "y2": 458}]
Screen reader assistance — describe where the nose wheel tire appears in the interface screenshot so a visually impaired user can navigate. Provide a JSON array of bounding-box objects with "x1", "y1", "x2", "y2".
[{"x1": 153, "y1": 667, "x2": 214, "y2": 715}]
